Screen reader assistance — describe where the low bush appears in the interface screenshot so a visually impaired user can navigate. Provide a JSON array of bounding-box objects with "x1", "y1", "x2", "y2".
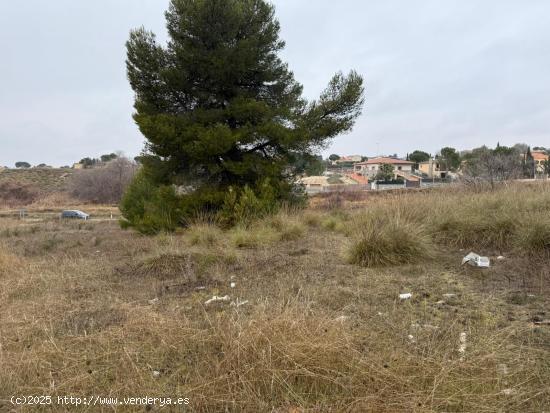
[
  {"x1": 218, "y1": 182, "x2": 279, "y2": 227},
  {"x1": 516, "y1": 219, "x2": 550, "y2": 254},
  {"x1": 187, "y1": 223, "x2": 223, "y2": 247},
  {"x1": 348, "y1": 215, "x2": 433, "y2": 267},
  {"x1": 0, "y1": 182, "x2": 41, "y2": 207},
  {"x1": 230, "y1": 225, "x2": 279, "y2": 248},
  {"x1": 119, "y1": 171, "x2": 184, "y2": 234}
]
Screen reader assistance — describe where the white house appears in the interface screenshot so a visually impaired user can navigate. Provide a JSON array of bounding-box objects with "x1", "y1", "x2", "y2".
[{"x1": 354, "y1": 157, "x2": 414, "y2": 178}]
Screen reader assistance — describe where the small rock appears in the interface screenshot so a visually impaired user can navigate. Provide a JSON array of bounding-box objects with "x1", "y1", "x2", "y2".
[{"x1": 152, "y1": 370, "x2": 161, "y2": 378}]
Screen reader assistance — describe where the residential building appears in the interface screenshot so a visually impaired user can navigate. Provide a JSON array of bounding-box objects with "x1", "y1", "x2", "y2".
[
  {"x1": 532, "y1": 150, "x2": 549, "y2": 175},
  {"x1": 336, "y1": 155, "x2": 362, "y2": 164},
  {"x1": 354, "y1": 157, "x2": 414, "y2": 178},
  {"x1": 418, "y1": 159, "x2": 449, "y2": 179}
]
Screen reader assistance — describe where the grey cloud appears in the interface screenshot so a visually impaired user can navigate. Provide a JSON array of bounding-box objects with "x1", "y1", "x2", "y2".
[{"x1": 0, "y1": 0, "x2": 548, "y2": 166}]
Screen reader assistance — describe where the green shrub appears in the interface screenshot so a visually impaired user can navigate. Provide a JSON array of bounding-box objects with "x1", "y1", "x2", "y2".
[
  {"x1": 119, "y1": 171, "x2": 184, "y2": 234},
  {"x1": 218, "y1": 181, "x2": 278, "y2": 226}
]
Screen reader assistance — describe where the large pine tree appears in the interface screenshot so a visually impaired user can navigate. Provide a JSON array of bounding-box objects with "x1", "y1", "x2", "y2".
[{"x1": 122, "y1": 0, "x2": 364, "y2": 231}]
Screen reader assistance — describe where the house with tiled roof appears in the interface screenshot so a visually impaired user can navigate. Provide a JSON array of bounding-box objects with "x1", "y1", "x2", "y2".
[
  {"x1": 532, "y1": 150, "x2": 549, "y2": 175},
  {"x1": 353, "y1": 157, "x2": 414, "y2": 179}
]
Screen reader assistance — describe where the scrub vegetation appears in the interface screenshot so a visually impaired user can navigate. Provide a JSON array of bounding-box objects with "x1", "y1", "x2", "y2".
[{"x1": 1, "y1": 182, "x2": 549, "y2": 412}]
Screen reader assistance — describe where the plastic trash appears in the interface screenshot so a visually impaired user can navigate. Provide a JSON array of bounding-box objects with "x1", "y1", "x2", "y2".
[
  {"x1": 230, "y1": 299, "x2": 249, "y2": 308},
  {"x1": 458, "y1": 332, "x2": 467, "y2": 360},
  {"x1": 399, "y1": 293, "x2": 412, "y2": 300},
  {"x1": 205, "y1": 295, "x2": 230, "y2": 305},
  {"x1": 462, "y1": 252, "x2": 490, "y2": 268}
]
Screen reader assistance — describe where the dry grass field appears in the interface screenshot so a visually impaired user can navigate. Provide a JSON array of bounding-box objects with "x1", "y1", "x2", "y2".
[
  {"x1": 0, "y1": 168, "x2": 73, "y2": 193},
  {"x1": 1, "y1": 183, "x2": 549, "y2": 412}
]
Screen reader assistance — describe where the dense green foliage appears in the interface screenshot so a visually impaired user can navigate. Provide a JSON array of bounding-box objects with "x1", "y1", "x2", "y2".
[
  {"x1": 437, "y1": 147, "x2": 461, "y2": 171},
  {"x1": 122, "y1": 0, "x2": 364, "y2": 232},
  {"x1": 375, "y1": 163, "x2": 395, "y2": 181},
  {"x1": 407, "y1": 150, "x2": 430, "y2": 166}
]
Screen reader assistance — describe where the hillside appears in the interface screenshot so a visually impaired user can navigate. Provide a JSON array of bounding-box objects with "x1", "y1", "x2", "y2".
[{"x1": 0, "y1": 168, "x2": 74, "y2": 193}]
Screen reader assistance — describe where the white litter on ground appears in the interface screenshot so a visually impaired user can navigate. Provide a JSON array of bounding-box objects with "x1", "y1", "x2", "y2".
[
  {"x1": 205, "y1": 295, "x2": 230, "y2": 305},
  {"x1": 458, "y1": 332, "x2": 467, "y2": 360},
  {"x1": 152, "y1": 370, "x2": 161, "y2": 378},
  {"x1": 148, "y1": 298, "x2": 159, "y2": 305},
  {"x1": 399, "y1": 293, "x2": 412, "y2": 300},
  {"x1": 462, "y1": 252, "x2": 490, "y2": 268},
  {"x1": 497, "y1": 256, "x2": 506, "y2": 261},
  {"x1": 230, "y1": 298, "x2": 249, "y2": 308},
  {"x1": 497, "y1": 364, "x2": 509, "y2": 376},
  {"x1": 230, "y1": 282, "x2": 236, "y2": 288},
  {"x1": 334, "y1": 315, "x2": 350, "y2": 323}
]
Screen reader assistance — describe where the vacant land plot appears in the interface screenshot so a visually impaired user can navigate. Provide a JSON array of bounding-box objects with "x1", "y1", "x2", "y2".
[{"x1": 0, "y1": 183, "x2": 549, "y2": 412}]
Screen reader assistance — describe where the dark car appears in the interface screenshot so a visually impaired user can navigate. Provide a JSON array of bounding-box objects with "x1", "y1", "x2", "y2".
[{"x1": 61, "y1": 210, "x2": 90, "y2": 220}]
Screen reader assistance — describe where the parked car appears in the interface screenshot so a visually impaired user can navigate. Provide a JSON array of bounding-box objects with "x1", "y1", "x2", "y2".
[{"x1": 61, "y1": 210, "x2": 90, "y2": 220}]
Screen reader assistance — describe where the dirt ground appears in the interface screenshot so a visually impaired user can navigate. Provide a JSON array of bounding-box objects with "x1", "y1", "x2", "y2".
[{"x1": 0, "y1": 192, "x2": 549, "y2": 412}]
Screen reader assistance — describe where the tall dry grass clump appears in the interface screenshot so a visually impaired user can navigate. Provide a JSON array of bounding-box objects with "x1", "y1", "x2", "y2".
[
  {"x1": 344, "y1": 183, "x2": 550, "y2": 259},
  {"x1": 347, "y1": 214, "x2": 434, "y2": 267},
  {"x1": 516, "y1": 219, "x2": 550, "y2": 255},
  {"x1": 0, "y1": 245, "x2": 22, "y2": 277}
]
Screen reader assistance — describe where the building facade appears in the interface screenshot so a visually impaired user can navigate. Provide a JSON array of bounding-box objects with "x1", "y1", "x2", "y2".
[
  {"x1": 418, "y1": 159, "x2": 449, "y2": 179},
  {"x1": 354, "y1": 157, "x2": 414, "y2": 178}
]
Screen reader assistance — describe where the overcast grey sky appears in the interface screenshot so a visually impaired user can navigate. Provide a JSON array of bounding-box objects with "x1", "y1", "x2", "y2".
[{"x1": 1, "y1": 0, "x2": 549, "y2": 167}]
